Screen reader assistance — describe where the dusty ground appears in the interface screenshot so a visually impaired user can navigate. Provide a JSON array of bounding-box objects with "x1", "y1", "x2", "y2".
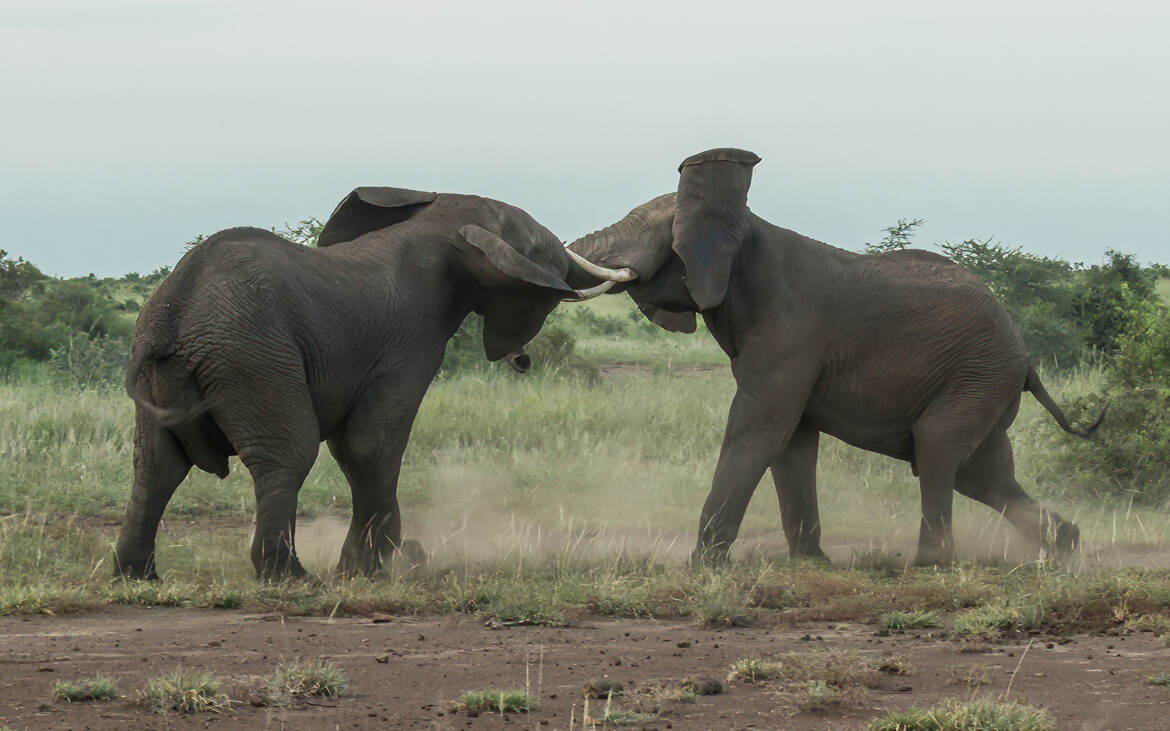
[{"x1": 2, "y1": 608, "x2": 1168, "y2": 730}]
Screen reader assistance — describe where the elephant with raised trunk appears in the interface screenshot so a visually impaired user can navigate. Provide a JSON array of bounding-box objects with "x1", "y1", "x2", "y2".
[
  {"x1": 115, "y1": 187, "x2": 625, "y2": 581},
  {"x1": 567, "y1": 148, "x2": 1102, "y2": 566}
]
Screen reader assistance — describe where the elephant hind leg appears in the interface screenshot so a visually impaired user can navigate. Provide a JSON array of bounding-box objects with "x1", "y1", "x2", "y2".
[
  {"x1": 910, "y1": 396, "x2": 1006, "y2": 565},
  {"x1": 114, "y1": 409, "x2": 193, "y2": 579},
  {"x1": 769, "y1": 424, "x2": 827, "y2": 561},
  {"x1": 955, "y1": 429, "x2": 1078, "y2": 555},
  {"x1": 209, "y1": 365, "x2": 320, "y2": 581}
]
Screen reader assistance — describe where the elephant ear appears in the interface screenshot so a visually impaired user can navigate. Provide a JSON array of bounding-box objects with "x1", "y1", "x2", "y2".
[
  {"x1": 635, "y1": 301, "x2": 697, "y2": 333},
  {"x1": 672, "y1": 148, "x2": 761, "y2": 310},
  {"x1": 458, "y1": 225, "x2": 575, "y2": 294},
  {"x1": 317, "y1": 187, "x2": 438, "y2": 247}
]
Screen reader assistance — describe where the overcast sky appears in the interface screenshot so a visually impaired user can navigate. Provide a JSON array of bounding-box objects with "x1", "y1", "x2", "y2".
[{"x1": 2, "y1": 0, "x2": 1167, "y2": 277}]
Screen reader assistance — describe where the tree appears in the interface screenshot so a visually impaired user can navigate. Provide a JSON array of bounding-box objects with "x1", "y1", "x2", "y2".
[{"x1": 864, "y1": 218, "x2": 925, "y2": 254}]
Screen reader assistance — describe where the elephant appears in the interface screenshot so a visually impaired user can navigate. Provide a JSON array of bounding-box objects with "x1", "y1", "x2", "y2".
[
  {"x1": 566, "y1": 148, "x2": 1103, "y2": 566},
  {"x1": 115, "y1": 187, "x2": 625, "y2": 580}
]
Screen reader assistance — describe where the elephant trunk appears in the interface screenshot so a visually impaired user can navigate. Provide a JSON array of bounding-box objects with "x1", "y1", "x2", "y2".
[{"x1": 566, "y1": 193, "x2": 678, "y2": 282}]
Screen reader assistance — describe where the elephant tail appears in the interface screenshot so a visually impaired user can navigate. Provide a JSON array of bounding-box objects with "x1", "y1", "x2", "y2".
[
  {"x1": 1025, "y1": 366, "x2": 1107, "y2": 439},
  {"x1": 125, "y1": 346, "x2": 213, "y2": 427}
]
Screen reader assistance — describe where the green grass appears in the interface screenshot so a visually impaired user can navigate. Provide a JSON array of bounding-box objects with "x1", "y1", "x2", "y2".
[
  {"x1": 1148, "y1": 672, "x2": 1170, "y2": 687},
  {"x1": 53, "y1": 675, "x2": 118, "y2": 702},
  {"x1": 879, "y1": 609, "x2": 941, "y2": 629},
  {"x1": 870, "y1": 698, "x2": 1056, "y2": 730},
  {"x1": 459, "y1": 690, "x2": 533, "y2": 713},
  {"x1": 0, "y1": 343, "x2": 1168, "y2": 638},
  {"x1": 137, "y1": 669, "x2": 230, "y2": 714}
]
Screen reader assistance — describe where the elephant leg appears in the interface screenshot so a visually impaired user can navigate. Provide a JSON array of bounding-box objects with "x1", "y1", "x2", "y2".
[
  {"x1": 210, "y1": 367, "x2": 319, "y2": 581},
  {"x1": 694, "y1": 373, "x2": 814, "y2": 565},
  {"x1": 328, "y1": 381, "x2": 427, "y2": 577},
  {"x1": 113, "y1": 408, "x2": 192, "y2": 579},
  {"x1": 910, "y1": 396, "x2": 1005, "y2": 566},
  {"x1": 769, "y1": 424, "x2": 827, "y2": 561},
  {"x1": 956, "y1": 429, "x2": 1079, "y2": 555}
]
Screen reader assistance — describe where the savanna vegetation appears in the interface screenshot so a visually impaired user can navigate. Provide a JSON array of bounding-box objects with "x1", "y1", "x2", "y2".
[{"x1": 1, "y1": 220, "x2": 1168, "y2": 726}]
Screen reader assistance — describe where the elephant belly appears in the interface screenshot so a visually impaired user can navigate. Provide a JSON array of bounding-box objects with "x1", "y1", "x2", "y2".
[{"x1": 803, "y1": 392, "x2": 915, "y2": 462}]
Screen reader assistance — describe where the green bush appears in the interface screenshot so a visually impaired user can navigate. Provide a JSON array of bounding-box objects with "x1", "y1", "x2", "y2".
[
  {"x1": 49, "y1": 334, "x2": 131, "y2": 390},
  {"x1": 1058, "y1": 291, "x2": 1170, "y2": 504}
]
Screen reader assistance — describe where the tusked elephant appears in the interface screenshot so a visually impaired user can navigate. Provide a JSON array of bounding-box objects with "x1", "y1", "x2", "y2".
[
  {"x1": 115, "y1": 187, "x2": 627, "y2": 581},
  {"x1": 566, "y1": 148, "x2": 1103, "y2": 566}
]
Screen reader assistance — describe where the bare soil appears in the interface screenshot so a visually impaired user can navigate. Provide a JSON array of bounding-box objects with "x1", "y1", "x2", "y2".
[{"x1": 3, "y1": 608, "x2": 1168, "y2": 730}]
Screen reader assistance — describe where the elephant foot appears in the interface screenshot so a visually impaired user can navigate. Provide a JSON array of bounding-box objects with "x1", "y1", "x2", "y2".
[
  {"x1": 398, "y1": 539, "x2": 429, "y2": 569},
  {"x1": 1051, "y1": 521, "x2": 1080, "y2": 554},
  {"x1": 911, "y1": 545, "x2": 955, "y2": 567},
  {"x1": 334, "y1": 539, "x2": 429, "y2": 579},
  {"x1": 112, "y1": 552, "x2": 160, "y2": 581},
  {"x1": 254, "y1": 553, "x2": 310, "y2": 583},
  {"x1": 690, "y1": 544, "x2": 732, "y2": 568},
  {"x1": 790, "y1": 547, "x2": 831, "y2": 564}
]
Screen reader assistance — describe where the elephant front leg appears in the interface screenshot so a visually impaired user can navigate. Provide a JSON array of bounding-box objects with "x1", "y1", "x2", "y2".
[
  {"x1": 770, "y1": 424, "x2": 828, "y2": 561},
  {"x1": 329, "y1": 383, "x2": 427, "y2": 577},
  {"x1": 693, "y1": 384, "x2": 809, "y2": 565}
]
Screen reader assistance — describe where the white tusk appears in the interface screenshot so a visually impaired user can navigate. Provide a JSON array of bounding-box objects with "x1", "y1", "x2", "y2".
[
  {"x1": 562, "y1": 279, "x2": 618, "y2": 302},
  {"x1": 565, "y1": 248, "x2": 638, "y2": 282}
]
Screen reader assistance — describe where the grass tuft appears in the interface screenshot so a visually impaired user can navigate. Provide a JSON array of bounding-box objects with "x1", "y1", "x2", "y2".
[
  {"x1": 138, "y1": 669, "x2": 230, "y2": 714},
  {"x1": 869, "y1": 698, "x2": 1056, "y2": 730},
  {"x1": 53, "y1": 675, "x2": 118, "y2": 702},
  {"x1": 946, "y1": 664, "x2": 993, "y2": 687},
  {"x1": 879, "y1": 610, "x2": 940, "y2": 630},
  {"x1": 262, "y1": 658, "x2": 349, "y2": 705},
  {"x1": 1148, "y1": 672, "x2": 1170, "y2": 687},
  {"x1": 459, "y1": 690, "x2": 533, "y2": 713},
  {"x1": 873, "y1": 656, "x2": 913, "y2": 675},
  {"x1": 953, "y1": 603, "x2": 1038, "y2": 638},
  {"x1": 729, "y1": 651, "x2": 879, "y2": 710},
  {"x1": 797, "y1": 680, "x2": 869, "y2": 713}
]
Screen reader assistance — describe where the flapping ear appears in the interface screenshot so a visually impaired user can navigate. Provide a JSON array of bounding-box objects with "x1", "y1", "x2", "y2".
[
  {"x1": 635, "y1": 301, "x2": 697, "y2": 333},
  {"x1": 672, "y1": 148, "x2": 760, "y2": 310},
  {"x1": 317, "y1": 187, "x2": 438, "y2": 247},
  {"x1": 458, "y1": 225, "x2": 575, "y2": 294}
]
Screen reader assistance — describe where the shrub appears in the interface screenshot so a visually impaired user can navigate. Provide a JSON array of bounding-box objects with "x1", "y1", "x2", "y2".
[{"x1": 48, "y1": 334, "x2": 130, "y2": 389}]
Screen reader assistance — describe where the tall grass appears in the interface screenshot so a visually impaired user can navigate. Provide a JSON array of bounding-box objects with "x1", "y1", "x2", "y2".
[{"x1": 2, "y1": 359, "x2": 1168, "y2": 567}]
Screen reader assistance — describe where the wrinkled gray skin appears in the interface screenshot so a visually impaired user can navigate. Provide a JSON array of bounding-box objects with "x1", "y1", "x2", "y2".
[
  {"x1": 116, "y1": 188, "x2": 594, "y2": 581},
  {"x1": 569, "y1": 148, "x2": 1102, "y2": 566}
]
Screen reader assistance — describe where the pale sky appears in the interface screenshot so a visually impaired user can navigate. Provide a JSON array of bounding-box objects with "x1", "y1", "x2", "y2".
[{"x1": 2, "y1": 0, "x2": 1167, "y2": 277}]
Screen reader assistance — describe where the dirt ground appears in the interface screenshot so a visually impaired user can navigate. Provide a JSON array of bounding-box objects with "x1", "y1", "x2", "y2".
[{"x1": 2, "y1": 608, "x2": 1168, "y2": 730}]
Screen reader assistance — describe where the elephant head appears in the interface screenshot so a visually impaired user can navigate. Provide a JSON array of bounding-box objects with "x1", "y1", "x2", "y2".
[
  {"x1": 319, "y1": 187, "x2": 628, "y2": 371},
  {"x1": 567, "y1": 148, "x2": 761, "y2": 332}
]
